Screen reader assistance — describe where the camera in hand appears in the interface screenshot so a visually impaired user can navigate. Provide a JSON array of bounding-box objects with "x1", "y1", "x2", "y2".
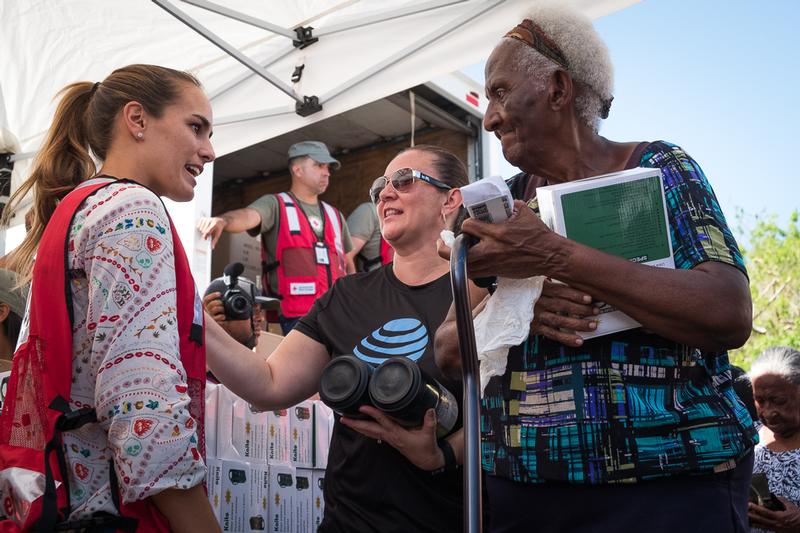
[
  {"x1": 222, "y1": 262, "x2": 253, "y2": 320},
  {"x1": 749, "y1": 472, "x2": 786, "y2": 511}
]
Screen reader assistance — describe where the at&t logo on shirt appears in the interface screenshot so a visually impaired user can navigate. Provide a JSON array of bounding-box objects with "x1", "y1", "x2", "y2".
[{"x1": 353, "y1": 318, "x2": 428, "y2": 364}]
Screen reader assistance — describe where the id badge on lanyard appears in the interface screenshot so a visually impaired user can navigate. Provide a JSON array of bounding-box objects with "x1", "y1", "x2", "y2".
[{"x1": 314, "y1": 242, "x2": 330, "y2": 265}]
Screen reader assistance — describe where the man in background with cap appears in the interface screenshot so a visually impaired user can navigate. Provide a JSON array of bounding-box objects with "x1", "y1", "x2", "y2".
[{"x1": 198, "y1": 141, "x2": 354, "y2": 335}]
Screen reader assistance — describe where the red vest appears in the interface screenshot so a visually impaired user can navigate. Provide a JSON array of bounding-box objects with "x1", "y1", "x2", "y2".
[
  {"x1": 0, "y1": 180, "x2": 206, "y2": 532},
  {"x1": 263, "y1": 193, "x2": 345, "y2": 318},
  {"x1": 380, "y1": 237, "x2": 395, "y2": 266},
  {"x1": 358, "y1": 236, "x2": 394, "y2": 272}
]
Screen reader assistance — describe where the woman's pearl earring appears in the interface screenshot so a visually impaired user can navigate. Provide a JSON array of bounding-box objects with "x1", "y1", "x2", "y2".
[{"x1": 137, "y1": 132, "x2": 144, "y2": 139}]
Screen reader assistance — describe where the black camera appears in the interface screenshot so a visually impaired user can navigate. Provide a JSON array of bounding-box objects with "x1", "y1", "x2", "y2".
[
  {"x1": 221, "y1": 262, "x2": 254, "y2": 321},
  {"x1": 750, "y1": 472, "x2": 786, "y2": 511}
]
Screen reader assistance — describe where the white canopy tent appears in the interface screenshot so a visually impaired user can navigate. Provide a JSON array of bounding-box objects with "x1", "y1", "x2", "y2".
[{"x1": 0, "y1": 0, "x2": 636, "y2": 280}]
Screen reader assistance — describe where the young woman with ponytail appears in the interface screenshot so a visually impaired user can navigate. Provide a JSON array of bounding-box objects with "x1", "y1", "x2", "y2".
[{"x1": 0, "y1": 65, "x2": 219, "y2": 532}]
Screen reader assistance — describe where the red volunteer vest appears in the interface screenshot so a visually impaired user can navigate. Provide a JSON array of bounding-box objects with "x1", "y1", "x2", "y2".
[
  {"x1": 0, "y1": 180, "x2": 206, "y2": 532},
  {"x1": 357, "y1": 236, "x2": 394, "y2": 272},
  {"x1": 263, "y1": 193, "x2": 345, "y2": 318},
  {"x1": 379, "y1": 237, "x2": 395, "y2": 266}
]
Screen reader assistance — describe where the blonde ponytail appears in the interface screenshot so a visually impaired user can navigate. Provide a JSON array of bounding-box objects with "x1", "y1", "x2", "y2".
[{"x1": 2, "y1": 82, "x2": 96, "y2": 285}]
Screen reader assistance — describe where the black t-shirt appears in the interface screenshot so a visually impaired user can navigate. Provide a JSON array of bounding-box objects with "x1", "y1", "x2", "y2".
[{"x1": 296, "y1": 265, "x2": 463, "y2": 533}]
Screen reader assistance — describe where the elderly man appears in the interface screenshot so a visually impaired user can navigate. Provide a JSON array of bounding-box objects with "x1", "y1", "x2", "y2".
[
  {"x1": 198, "y1": 141, "x2": 355, "y2": 335},
  {"x1": 435, "y1": 4, "x2": 757, "y2": 532}
]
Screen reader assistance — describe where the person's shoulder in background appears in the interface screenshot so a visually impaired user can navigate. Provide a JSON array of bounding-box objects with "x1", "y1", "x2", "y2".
[
  {"x1": 346, "y1": 201, "x2": 379, "y2": 240},
  {"x1": 246, "y1": 193, "x2": 279, "y2": 236}
]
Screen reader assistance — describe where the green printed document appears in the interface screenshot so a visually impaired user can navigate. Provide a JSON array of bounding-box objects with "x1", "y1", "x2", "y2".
[{"x1": 537, "y1": 167, "x2": 674, "y2": 338}]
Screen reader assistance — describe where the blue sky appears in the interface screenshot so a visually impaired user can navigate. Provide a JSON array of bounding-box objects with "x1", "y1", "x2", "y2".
[{"x1": 463, "y1": 0, "x2": 799, "y2": 243}]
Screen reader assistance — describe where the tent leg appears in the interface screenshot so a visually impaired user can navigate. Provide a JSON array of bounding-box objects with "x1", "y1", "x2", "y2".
[
  {"x1": 180, "y1": 0, "x2": 295, "y2": 38},
  {"x1": 317, "y1": 0, "x2": 467, "y2": 37}
]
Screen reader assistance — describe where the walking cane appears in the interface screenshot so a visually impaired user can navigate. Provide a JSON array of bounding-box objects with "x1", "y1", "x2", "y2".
[{"x1": 449, "y1": 233, "x2": 482, "y2": 533}]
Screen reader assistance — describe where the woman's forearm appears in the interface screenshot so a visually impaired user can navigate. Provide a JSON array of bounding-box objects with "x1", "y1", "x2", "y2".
[
  {"x1": 204, "y1": 315, "x2": 329, "y2": 410},
  {"x1": 205, "y1": 315, "x2": 276, "y2": 404}
]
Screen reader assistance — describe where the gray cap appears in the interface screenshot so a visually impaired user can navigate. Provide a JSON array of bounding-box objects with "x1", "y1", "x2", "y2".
[
  {"x1": 287, "y1": 141, "x2": 341, "y2": 170},
  {"x1": 0, "y1": 269, "x2": 27, "y2": 318}
]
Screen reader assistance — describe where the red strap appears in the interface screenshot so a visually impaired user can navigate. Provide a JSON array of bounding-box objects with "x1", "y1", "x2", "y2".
[{"x1": 28, "y1": 181, "x2": 111, "y2": 402}]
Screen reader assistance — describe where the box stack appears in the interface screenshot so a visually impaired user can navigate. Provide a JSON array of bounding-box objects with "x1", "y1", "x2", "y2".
[
  {"x1": 205, "y1": 383, "x2": 334, "y2": 532},
  {"x1": 0, "y1": 371, "x2": 10, "y2": 412}
]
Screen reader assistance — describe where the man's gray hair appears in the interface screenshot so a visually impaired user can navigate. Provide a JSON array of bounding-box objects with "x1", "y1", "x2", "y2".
[
  {"x1": 749, "y1": 346, "x2": 800, "y2": 386},
  {"x1": 510, "y1": 2, "x2": 614, "y2": 131}
]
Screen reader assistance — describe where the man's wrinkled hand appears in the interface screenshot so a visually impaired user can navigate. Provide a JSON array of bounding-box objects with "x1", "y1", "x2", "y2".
[
  {"x1": 531, "y1": 281, "x2": 599, "y2": 347},
  {"x1": 457, "y1": 200, "x2": 565, "y2": 279}
]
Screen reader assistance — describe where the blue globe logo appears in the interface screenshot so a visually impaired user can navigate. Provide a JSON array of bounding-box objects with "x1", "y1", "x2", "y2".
[{"x1": 353, "y1": 318, "x2": 428, "y2": 364}]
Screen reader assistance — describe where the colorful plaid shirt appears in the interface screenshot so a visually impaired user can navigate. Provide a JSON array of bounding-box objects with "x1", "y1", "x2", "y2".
[{"x1": 482, "y1": 141, "x2": 757, "y2": 484}]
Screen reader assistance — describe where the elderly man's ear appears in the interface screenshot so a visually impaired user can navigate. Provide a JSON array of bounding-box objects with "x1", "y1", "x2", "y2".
[{"x1": 548, "y1": 69, "x2": 574, "y2": 111}]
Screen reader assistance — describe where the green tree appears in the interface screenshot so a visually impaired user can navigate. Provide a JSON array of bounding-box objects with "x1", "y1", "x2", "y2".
[{"x1": 729, "y1": 211, "x2": 800, "y2": 370}]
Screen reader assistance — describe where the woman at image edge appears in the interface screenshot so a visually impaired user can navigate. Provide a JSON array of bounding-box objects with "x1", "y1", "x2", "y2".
[{"x1": 1, "y1": 65, "x2": 219, "y2": 531}]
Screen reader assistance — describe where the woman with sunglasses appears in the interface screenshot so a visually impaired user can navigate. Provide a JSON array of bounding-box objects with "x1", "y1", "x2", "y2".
[{"x1": 206, "y1": 144, "x2": 484, "y2": 532}]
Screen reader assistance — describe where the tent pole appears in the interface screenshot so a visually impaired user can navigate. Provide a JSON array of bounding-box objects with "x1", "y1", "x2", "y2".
[
  {"x1": 208, "y1": 44, "x2": 295, "y2": 101},
  {"x1": 152, "y1": 0, "x2": 303, "y2": 104},
  {"x1": 208, "y1": 0, "x2": 468, "y2": 102},
  {"x1": 180, "y1": 0, "x2": 296, "y2": 38},
  {"x1": 320, "y1": 0, "x2": 502, "y2": 103},
  {"x1": 316, "y1": 0, "x2": 467, "y2": 37},
  {"x1": 450, "y1": 234, "x2": 483, "y2": 533},
  {"x1": 214, "y1": 106, "x2": 296, "y2": 127}
]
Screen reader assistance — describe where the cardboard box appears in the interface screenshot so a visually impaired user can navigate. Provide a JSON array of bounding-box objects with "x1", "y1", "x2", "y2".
[
  {"x1": 205, "y1": 382, "x2": 220, "y2": 459},
  {"x1": 217, "y1": 386, "x2": 270, "y2": 463},
  {"x1": 0, "y1": 371, "x2": 10, "y2": 412},
  {"x1": 255, "y1": 332, "x2": 283, "y2": 357},
  {"x1": 210, "y1": 231, "x2": 262, "y2": 287},
  {"x1": 220, "y1": 460, "x2": 251, "y2": 532},
  {"x1": 313, "y1": 402, "x2": 334, "y2": 468},
  {"x1": 268, "y1": 463, "x2": 296, "y2": 533},
  {"x1": 295, "y1": 468, "x2": 314, "y2": 533},
  {"x1": 206, "y1": 457, "x2": 223, "y2": 520},
  {"x1": 290, "y1": 401, "x2": 314, "y2": 468},
  {"x1": 312, "y1": 469, "x2": 326, "y2": 531},
  {"x1": 536, "y1": 167, "x2": 675, "y2": 338},
  {"x1": 246, "y1": 464, "x2": 270, "y2": 532},
  {"x1": 267, "y1": 409, "x2": 291, "y2": 464}
]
